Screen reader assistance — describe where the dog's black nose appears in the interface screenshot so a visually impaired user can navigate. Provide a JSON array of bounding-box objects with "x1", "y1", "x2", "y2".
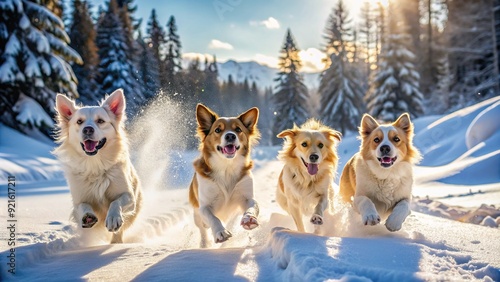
[
  {"x1": 309, "y1": 154, "x2": 319, "y2": 163},
  {"x1": 83, "y1": 126, "x2": 94, "y2": 136},
  {"x1": 225, "y1": 133, "x2": 236, "y2": 142},
  {"x1": 380, "y1": 145, "x2": 391, "y2": 155}
]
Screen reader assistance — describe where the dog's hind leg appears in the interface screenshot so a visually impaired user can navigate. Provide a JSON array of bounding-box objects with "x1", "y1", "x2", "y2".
[
  {"x1": 289, "y1": 204, "x2": 305, "y2": 232},
  {"x1": 193, "y1": 209, "x2": 209, "y2": 248},
  {"x1": 111, "y1": 231, "x2": 123, "y2": 244}
]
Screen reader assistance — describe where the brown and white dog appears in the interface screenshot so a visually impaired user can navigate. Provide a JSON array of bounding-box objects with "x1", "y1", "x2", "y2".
[
  {"x1": 53, "y1": 89, "x2": 142, "y2": 243},
  {"x1": 188, "y1": 104, "x2": 260, "y2": 247},
  {"x1": 276, "y1": 119, "x2": 342, "y2": 233},
  {"x1": 339, "y1": 113, "x2": 421, "y2": 232}
]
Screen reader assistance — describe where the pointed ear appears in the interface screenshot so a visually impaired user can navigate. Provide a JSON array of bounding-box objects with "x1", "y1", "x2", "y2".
[
  {"x1": 55, "y1": 94, "x2": 77, "y2": 121},
  {"x1": 102, "y1": 89, "x2": 126, "y2": 119},
  {"x1": 238, "y1": 107, "x2": 259, "y2": 130},
  {"x1": 324, "y1": 129, "x2": 342, "y2": 142},
  {"x1": 394, "y1": 113, "x2": 412, "y2": 132},
  {"x1": 360, "y1": 114, "x2": 379, "y2": 137},
  {"x1": 196, "y1": 104, "x2": 218, "y2": 136}
]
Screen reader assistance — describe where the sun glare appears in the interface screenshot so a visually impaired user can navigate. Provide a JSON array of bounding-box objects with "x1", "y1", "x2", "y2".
[{"x1": 369, "y1": 0, "x2": 389, "y2": 7}]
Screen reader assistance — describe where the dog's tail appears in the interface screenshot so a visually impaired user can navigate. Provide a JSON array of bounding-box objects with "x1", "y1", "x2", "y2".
[{"x1": 339, "y1": 157, "x2": 356, "y2": 203}]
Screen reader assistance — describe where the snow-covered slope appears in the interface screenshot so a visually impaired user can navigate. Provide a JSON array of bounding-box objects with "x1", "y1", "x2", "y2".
[{"x1": 1, "y1": 97, "x2": 500, "y2": 281}]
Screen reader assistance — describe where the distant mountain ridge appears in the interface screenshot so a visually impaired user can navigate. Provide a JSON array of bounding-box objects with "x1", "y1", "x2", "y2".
[{"x1": 217, "y1": 60, "x2": 320, "y2": 91}]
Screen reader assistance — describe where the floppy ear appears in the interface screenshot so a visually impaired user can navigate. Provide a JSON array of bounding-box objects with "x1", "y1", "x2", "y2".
[
  {"x1": 359, "y1": 114, "x2": 379, "y2": 137},
  {"x1": 394, "y1": 113, "x2": 412, "y2": 132},
  {"x1": 102, "y1": 89, "x2": 126, "y2": 120},
  {"x1": 277, "y1": 127, "x2": 297, "y2": 139},
  {"x1": 196, "y1": 104, "x2": 218, "y2": 137},
  {"x1": 238, "y1": 107, "x2": 259, "y2": 130},
  {"x1": 324, "y1": 129, "x2": 342, "y2": 142},
  {"x1": 55, "y1": 94, "x2": 77, "y2": 121}
]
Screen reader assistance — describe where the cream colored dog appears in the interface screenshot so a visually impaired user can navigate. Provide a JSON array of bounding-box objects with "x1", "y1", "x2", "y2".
[
  {"x1": 276, "y1": 119, "x2": 342, "y2": 233},
  {"x1": 53, "y1": 89, "x2": 142, "y2": 243},
  {"x1": 339, "y1": 113, "x2": 421, "y2": 231}
]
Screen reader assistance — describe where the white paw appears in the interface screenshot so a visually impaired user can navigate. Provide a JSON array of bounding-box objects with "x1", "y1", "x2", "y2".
[
  {"x1": 362, "y1": 213, "x2": 381, "y2": 226},
  {"x1": 105, "y1": 212, "x2": 123, "y2": 232},
  {"x1": 241, "y1": 214, "x2": 259, "y2": 230},
  {"x1": 82, "y1": 212, "x2": 98, "y2": 228},
  {"x1": 214, "y1": 229, "x2": 232, "y2": 243},
  {"x1": 310, "y1": 214, "x2": 323, "y2": 225},
  {"x1": 385, "y1": 214, "x2": 405, "y2": 232}
]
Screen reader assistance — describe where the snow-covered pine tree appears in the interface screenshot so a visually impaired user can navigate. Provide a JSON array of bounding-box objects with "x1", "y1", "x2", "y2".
[
  {"x1": 365, "y1": 2, "x2": 424, "y2": 121},
  {"x1": 96, "y1": 0, "x2": 143, "y2": 112},
  {"x1": 146, "y1": 9, "x2": 165, "y2": 89},
  {"x1": 272, "y1": 28, "x2": 309, "y2": 145},
  {"x1": 445, "y1": 0, "x2": 500, "y2": 108},
  {"x1": 200, "y1": 55, "x2": 221, "y2": 112},
  {"x1": 0, "y1": 0, "x2": 82, "y2": 135},
  {"x1": 319, "y1": 0, "x2": 365, "y2": 134},
  {"x1": 137, "y1": 31, "x2": 160, "y2": 100},
  {"x1": 163, "y1": 15, "x2": 182, "y2": 95},
  {"x1": 68, "y1": 0, "x2": 99, "y2": 105}
]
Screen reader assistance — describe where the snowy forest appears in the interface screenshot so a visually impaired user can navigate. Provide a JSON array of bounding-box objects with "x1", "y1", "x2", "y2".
[{"x1": 1, "y1": 0, "x2": 499, "y2": 146}]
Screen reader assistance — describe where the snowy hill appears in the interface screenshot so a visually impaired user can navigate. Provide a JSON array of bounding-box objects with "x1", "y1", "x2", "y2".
[
  {"x1": 217, "y1": 60, "x2": 320, "y2": 90},
  {"x1": 1, "y1": 97, "x2": 500, "y2": 281}
]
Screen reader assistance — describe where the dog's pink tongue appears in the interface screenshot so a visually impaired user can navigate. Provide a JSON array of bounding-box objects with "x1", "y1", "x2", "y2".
[
  {"x1": 382, "y1": 157, "x2": 392, "y2": 164},
  {"x1": 223, "y1": 145, "x2": 236, "y2": 155},
  {"x1": 84, "y1": 140, "x2": 98, "y2": 152},
  {"x1": 307, "y1": 163, "x2": 319, "y2": 175}
]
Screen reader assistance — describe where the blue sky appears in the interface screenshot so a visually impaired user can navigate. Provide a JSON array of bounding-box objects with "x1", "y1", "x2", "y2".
[{"x1": 92, "y1": 0, "x2": 369, "y2": 72}]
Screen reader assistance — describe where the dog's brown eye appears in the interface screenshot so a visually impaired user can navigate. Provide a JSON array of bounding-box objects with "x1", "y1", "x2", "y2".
[
  {"x1": 97, "y1": 119, "x2": 105, "y2": 124},
  {"x1": 215, "y1": 128, "x2": 221, "y2": 133},
  {"x1": 374, "y1": 137, "x2": 380, "y2": 143},
  {"x1": 76, "y1": 119, "x2": 83, "y2": 125},
  {"x1": 301, "y1": 142, "x2": 307, "y2": 147},
  {"x1": 394, "y1": 136, "x2": 400, "y2": 142},
  {"x1": 235, "y1": 127, "x2": 242, "y2": 133},
  {"x1": 318, "y1": 143, "x2": 324, "y2": 148}
]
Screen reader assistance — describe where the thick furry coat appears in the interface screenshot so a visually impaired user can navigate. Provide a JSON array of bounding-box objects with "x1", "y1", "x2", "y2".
[
  {"x1": 276, "y1": 119, "x2": 341, "y2": 233},
  {"x1": 53, "y1": 89, "x2": 142, "y2": 243}
]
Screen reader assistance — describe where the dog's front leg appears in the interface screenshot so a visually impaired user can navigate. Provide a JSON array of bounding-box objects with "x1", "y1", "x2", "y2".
[
  {"x1": 385, "y1": 198, "x2": 411, "y2": 232},
  {"x1": 77, "y1": 203, "x2": 98, "y2": 228},
  {"x1": 241, "y1": 199, "x2": 259, "y2": 230},
  {"x1": 354, "y1": 195, "x2": 381, "y2": 226},
  {"x1": 106, "y1": 192, "x2": 135, "y2": 233},
  {"x1": 199, "y1": 206, "x2": 232, "y2": 243},
  {"x1": 311, "y1": 193, "x2": 327, "y2": 225}
]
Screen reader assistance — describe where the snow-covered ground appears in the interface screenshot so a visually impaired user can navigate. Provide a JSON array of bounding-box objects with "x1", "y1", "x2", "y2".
[{"x1": 1, "y1": 97, "x2": 500, "y2": 281}]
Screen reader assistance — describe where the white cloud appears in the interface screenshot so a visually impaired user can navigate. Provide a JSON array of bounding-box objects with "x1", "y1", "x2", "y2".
[
  {"x1": 253, "y1": 53, "x2": 279, "y2": 68},
  {"x1": 250, "y1": 17, "x2": 280, "y2": 30},
  {"x1": 298, "y1": 48, "x2": 326, "y2": 73},
  {"x1": 208, "y1": 39, "x2": 234, "y2": 50}
]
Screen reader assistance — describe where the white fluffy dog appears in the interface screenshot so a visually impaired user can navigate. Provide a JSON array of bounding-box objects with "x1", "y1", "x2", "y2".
[{"x1": 53, "y1": 89, "x2": 142, "y2": 243}]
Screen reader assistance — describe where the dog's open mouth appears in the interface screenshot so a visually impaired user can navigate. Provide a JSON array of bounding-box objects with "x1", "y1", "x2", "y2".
[
  {"x1": 301, "y1": 158, "x2": 319, "y2": 175},
  {"x1": 80, "y1": 138, "x2": 107, "y2": 156},
  {"x1": 378, "y1": 156, "x2": 397, "y2": 168},
  {"x1": 217, "y1": 144, "x2": 240, "y2": 158}
]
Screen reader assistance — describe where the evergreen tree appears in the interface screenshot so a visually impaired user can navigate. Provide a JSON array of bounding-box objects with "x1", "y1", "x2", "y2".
[
  {"x1": 445, "y1": 0, "x2": 500, "y2": 108},
  {"x1": 146, "y1": 9, "x2": 165, "y2": 88},
  {"x1": 0, "y1": 0, "x2": 82, "y2": 134},
  {"x1": 163, "y1": 15, "x2": 182, "y2": 94},
  {"x1": 96, "y1": 0, "x2": 143, "y2": 111},
  {"x1": 365, "y1": 4, "x2": 424, "y2": 121},
  {"x1": 137, "y1": 31, "x2": 160, "y2": 100},
  {"x1": 68, "y1": 0, "x2": 99, "y2": 105},
  {"x1": 319, "y1": 0, "x2": 365, "y2": 134},
  {"x1": 200, "y1": 55, "x2": 221, "y2": 111},
  {"x1": 272, "y1": 28, "x2": 309, "y2": 145}
]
